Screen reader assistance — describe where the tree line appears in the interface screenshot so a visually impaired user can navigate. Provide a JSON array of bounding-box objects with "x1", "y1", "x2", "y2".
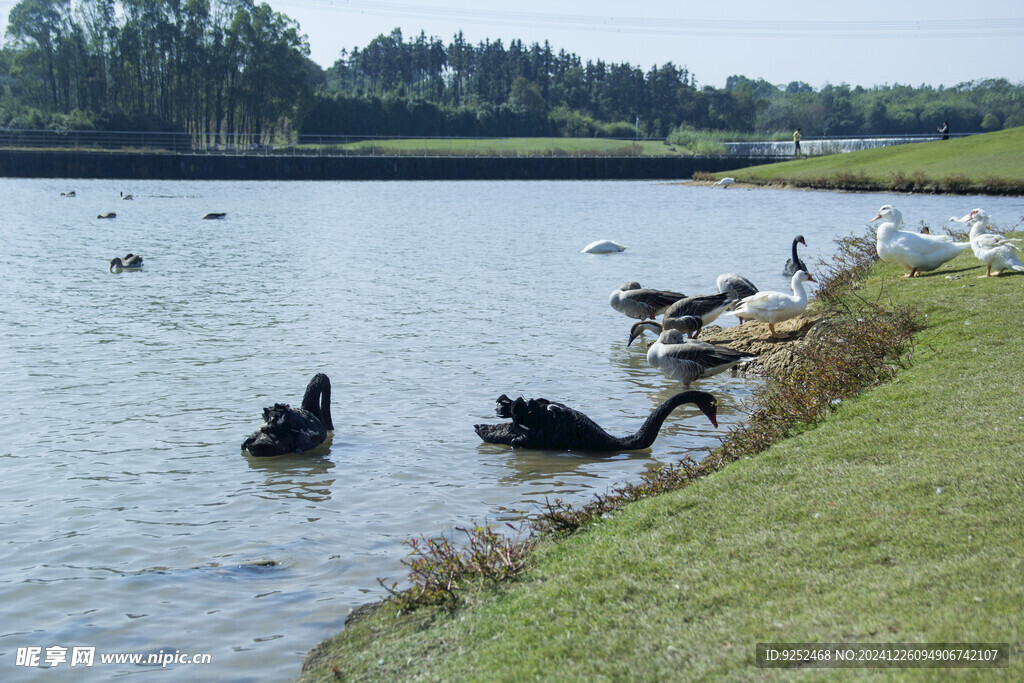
[{"x1": 3, "y1": 3, "x2": 1024, "y2": 142}]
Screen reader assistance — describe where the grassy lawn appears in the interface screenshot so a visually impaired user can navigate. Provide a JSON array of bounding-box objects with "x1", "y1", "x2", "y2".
[
  {"x1": 301, "y1": 247, "x2": 1024, "y2": 680},
  {"x1": 704, "y1": 126, "x2": 1024, "y2": 193}
]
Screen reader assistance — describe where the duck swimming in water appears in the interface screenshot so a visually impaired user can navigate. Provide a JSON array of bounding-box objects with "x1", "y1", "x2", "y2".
[
  {"x1": 242, "y1": 373, "x2": 334, "y2": 457},
  {"x1": 109, "y1": 254, "x2": 144, "y2": 272}
]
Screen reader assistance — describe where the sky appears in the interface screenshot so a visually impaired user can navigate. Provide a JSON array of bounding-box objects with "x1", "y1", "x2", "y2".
[{"x1": 2, "y1": 0, "x2": 1023, "y2": 89}]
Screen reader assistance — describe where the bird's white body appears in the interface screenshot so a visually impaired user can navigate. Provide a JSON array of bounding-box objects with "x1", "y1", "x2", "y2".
[
  {"x1": 581, "y1": 239, "x2": 626, "y2": 254},
  {"x1": 714, "y1": 177, "x2": 736, "y2": 188},
  {"x1": 966, "y1": 210, "x2": 1024, "y2": 276},
  {"x1": 732, "y1": 270, "x2": 814, "y2": 336},
  {"x1": 872, "y1": 205, "x2": 970, "y2": 277}
]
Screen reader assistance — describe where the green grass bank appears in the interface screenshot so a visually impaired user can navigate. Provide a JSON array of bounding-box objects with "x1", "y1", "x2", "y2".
[
  {"x1": 300, "y1": 248, "x2": 1024, "y2": 680},
  {"x1": 699, "y1": 126, "x2": 1024, "y2": 195}
]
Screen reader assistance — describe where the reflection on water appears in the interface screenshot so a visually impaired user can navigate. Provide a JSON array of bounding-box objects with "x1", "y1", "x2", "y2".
[
  {"x1": 245, "y1": 453, "x2": 337, "y2": 503},
  {"x1": 2, "y1": 177, "x2": 1023, "y2": 680}
]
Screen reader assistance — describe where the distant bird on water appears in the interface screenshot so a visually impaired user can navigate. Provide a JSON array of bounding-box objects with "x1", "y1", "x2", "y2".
[
  {"x1": 97, "y1": 212, "x2": 117, "y2": 219},
  {"x1": 203, "y1": 212, "x2": 227, "y2": 220},
  {"x1": 110, "y1": 253, "x2": 143, "y2": 272},
  {"x1": 581, "y1": 239, "x2": 625, "y2": 253}
]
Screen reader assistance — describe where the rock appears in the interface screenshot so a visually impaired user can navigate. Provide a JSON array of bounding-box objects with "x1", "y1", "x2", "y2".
[{"x1": 700, "y1": 312, "x2": 826, "y2": 377}]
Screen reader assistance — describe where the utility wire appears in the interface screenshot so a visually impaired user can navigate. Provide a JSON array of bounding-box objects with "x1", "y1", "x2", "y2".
[{"x1": 273, "y1": 0, "x2": 1024, "y2": 38}]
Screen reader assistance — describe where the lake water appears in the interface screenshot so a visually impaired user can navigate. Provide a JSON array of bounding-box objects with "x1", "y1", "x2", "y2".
[{"x1": 2, "y1": 178, "x2": 1022, "y2": 680}]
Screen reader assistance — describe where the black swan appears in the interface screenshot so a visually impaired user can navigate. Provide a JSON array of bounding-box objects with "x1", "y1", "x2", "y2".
[
  {"x1": 241, "y1": 373, "x2": 334, "y2": 457},
  {"x1": 98, "y1": 212, "x2": 117, "y2": 219},
  {"x1": 474, "y1": 391, "x2": 717, "y2": 452},
  {"x1": 782, "y1": 235, "x2": 807, "y2": 277},
  {"x1": 110, "y1": 254, "x2": 143, "y2": 272},
  {"x1": 609, "y1": 281, "x2": 687, "y2": 320},
  {"x1": 203, "y1": 212, "x2": 227, "y2": 220}
]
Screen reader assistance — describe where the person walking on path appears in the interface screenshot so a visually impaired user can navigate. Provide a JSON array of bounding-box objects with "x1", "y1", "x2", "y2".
[{"x1": 793, "y1": 128, "x2": 803, "y2": 157}]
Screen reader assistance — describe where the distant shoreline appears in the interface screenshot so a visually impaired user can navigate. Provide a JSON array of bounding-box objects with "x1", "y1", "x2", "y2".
[{"x1": 0, "y1": 149, "x2": 768, "y2": 182}]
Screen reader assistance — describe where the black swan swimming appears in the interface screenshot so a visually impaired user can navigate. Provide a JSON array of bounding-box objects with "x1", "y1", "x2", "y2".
[
  {"x1": 241, "y1": 373, "x2": 334, "y2": 457},
  {"x1": 782, "y1": 235, "x2": 807, "y2": 277},
  {"x1": 109, "y1": 254, "x2": 143, "y2": 272},
  {"x1": 97, "y1": 212, "x2": 117, "y2": 219},
  {"x1": 474, "y1": 391, "x2": 717, "y2": 452},
  {"x1": 203, "y1": 212, "x2": 227, "y2": 219}
]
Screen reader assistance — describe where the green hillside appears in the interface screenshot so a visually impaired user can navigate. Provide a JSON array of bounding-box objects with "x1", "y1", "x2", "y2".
[{"x1": 705, "y1": 126, "x2": 1024, "y2": 194}]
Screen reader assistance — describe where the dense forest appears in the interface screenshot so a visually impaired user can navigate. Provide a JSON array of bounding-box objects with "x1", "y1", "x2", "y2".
[{"x1": 3, "y1": 0, "x2": 1024, "y2": 142}]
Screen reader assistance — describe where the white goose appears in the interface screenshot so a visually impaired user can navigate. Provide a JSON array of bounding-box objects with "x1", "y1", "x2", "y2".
[
  {"x1": 966, "y1": 210, "x2": 1024, "y2": 277},
  {"x1": 871, "y1": 205, "x2": 970, "y2": 278},
  {"x1": 732, "y1": 270, "x2": 814, "y2": 338},
  {"x1": 629, "y1": 323, "x2": 754, "y2": 386},
  {"x1": 609, "y1": 282, "x2": 687, "y2": 320},
  {"x1": 714, "y1": 177, "x2": 736, "y2": 188}
]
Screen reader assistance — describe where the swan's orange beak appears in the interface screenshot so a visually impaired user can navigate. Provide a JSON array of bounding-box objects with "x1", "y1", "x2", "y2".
[
  {"x1": 871, "y1": 212, "x2": 882, "y2": 222},
  {"x1": 806, "y1": 273, "x2": 816, "y2": 282}
]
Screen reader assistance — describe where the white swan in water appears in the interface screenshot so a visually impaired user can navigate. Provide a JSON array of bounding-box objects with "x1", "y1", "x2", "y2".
[
  {"x1": 871, "y1": 205, "x2": 970, "y2": 277},
  {"x1": 629, "y1": 323, "x2": 754, "y2": 386},
  {"x1": 732, "y1": 270, "x2": 815, "y2": 338},
  {"x1": 610, "y1": 282, "x2": 687, "y2": 320},
  {"x1": 966, "y1": 209, "x2": 1024, "y2": 277},
  {"x1": 581, "y1": 239, "x2": 626, "y2": 253}
]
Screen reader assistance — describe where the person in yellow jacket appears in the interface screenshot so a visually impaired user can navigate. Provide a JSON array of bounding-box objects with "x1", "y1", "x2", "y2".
[{"x1": 793, "y1": 128, "x2": 802, "y2": 157}]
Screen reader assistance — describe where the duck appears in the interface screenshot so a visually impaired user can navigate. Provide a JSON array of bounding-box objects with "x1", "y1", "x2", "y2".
[
  {"x1": 121, "y1": 191, "x2": 134, "y2": 200},
  {"x1": 241, "y1": 373, "x2": 334, "y2": 457},
  {"x1": 109, "y1": 253, "x2": 144, "y2": 272},
  {"x1": 782, "y1": 235, "x2": 808, "y2": 277},
  {"x1": 731, "y1": 270, "x2": 815, "y2": 338},
  {"x1": 203, "y1": 212, "x2": 227, "y2": 220},
  {"x1": 60, "y1": 190, "x2": 76, "y2": 197},
  {"x1": 97, "y1": 212, "x2": 117, "y2": 219},
  {"x1": 628, "y1": 323, "x2": 755, "y2": 386},
  {"x1": 871, "y1": 205, "x2": 970, "y2": 278},
  {"x1": 657, "y1": 291, "x2": 735, "y2": 338},
  {"x1": 581, "y1": 239, "x2": 626, "y2": 253},
  {"x1": 948, "y1": 209, "x2": 984, "y2": 224},
  {"x1": 714, "y1": 177, "x2": 736, "y2": 188},
  {"x1": 966, "y1": 210, "x2": 1024, "y2": 277},
  {"x1": 609, "y1": 281, "x2": 687, "y2": 320},
  {"x1": 474, "y1": 390, "x2": 718, "y2": 452}
]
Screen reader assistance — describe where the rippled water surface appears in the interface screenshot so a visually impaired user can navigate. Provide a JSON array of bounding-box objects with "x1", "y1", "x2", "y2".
[{"x1": 2, "y1": 178, "x2": 1022, "y2": 680}]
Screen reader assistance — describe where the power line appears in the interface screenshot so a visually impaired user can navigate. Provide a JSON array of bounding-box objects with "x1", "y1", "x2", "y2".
[{"x1": 273, "y1": 0, "x2": 1024, "y2": 38}]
